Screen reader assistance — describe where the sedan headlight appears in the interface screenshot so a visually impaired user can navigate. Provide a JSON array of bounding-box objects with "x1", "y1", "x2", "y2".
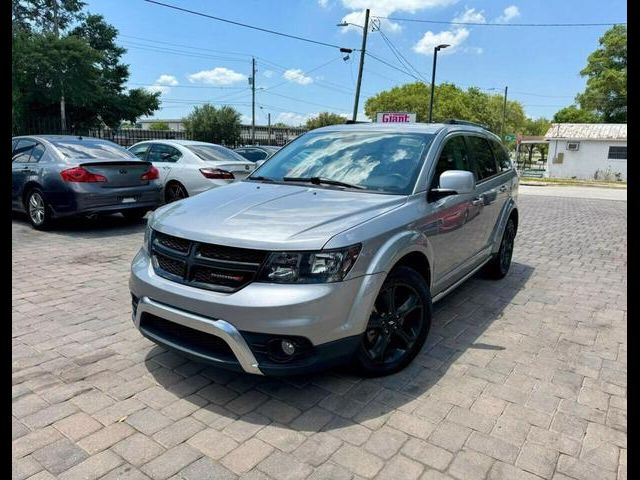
[{"x1": 257, "y1": 244, "x2": 361, "y2": 284}]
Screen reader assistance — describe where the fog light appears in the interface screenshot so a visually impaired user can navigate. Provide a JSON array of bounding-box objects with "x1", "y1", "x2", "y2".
[{"x1": 281, "y1": 340, "x2": 296, "y2": 356}]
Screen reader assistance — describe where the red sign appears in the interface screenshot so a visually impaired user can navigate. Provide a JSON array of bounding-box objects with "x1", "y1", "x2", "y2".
[{"x1": 376, "y1": 112, "x2": 417, "y2": 123}]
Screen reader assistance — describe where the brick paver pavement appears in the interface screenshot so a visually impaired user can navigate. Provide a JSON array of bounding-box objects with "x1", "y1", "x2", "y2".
[{"x1": 12, "y1": 194, "x2": 627, "y2": 480}]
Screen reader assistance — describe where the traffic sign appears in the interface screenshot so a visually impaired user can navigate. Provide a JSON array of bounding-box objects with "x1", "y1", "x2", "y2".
[{"x1": 504, "y1": 134, "x2": 516, "y2": 141}]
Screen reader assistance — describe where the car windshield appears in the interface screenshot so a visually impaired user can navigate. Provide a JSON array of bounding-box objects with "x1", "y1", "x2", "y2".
[
  {"x1": 186, "y1": 144, "x2": 247, "y2": 163},
  {"x1": 249, "y1": 131, "x2": 434, "y2": 194},
  {"x1": 51, "y1": 139, "x2": 136, "y2": 160}
]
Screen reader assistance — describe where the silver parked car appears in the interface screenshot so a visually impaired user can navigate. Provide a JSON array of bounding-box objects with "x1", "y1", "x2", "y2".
[
  {"x1": 128, "y1": 140, "x2": 256, "y2": 203},
  {"x1": 130, "y1": 121, "x2": 518, "y2": 376}
]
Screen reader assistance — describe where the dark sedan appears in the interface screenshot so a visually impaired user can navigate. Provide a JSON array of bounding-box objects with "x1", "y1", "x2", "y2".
[{"x1": 12, "y1": 135, "x2": 163, "y2": 229}]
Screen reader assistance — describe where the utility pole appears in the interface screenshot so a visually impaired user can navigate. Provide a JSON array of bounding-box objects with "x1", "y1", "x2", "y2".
[
  {"x1": 51, "y1": 0, "x2": 67, "y2": 132},
  {"x1": 352, "y1": 9, "x2": 370, "y2": 122},
  {"x1": 251, "y1": 58, "x2": 256, "y2": 144},
  {"x1": 501, "y1": 86, "x2": 508, "y2": 138},
  {"x1": 267, "y1": 113, "x2": 271, "y2": 145}
]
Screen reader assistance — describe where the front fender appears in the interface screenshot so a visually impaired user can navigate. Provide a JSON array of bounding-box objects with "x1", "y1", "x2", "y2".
[{"x1": 363, "y1": 230, "x2": 434, "y2": 290}]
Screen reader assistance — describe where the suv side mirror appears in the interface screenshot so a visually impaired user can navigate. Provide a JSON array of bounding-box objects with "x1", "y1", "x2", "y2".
[{"x1": 428, "y1": 170, "x2": 475, "y2": 201}]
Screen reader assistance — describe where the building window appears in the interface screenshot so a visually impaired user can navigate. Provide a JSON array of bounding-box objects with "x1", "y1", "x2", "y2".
[
  {"x1": 608, "y1": 146, "x2": 627, "y2": 160},
  {"x1": 566, "y1": 142, "x2": 580, "y2": 151}
]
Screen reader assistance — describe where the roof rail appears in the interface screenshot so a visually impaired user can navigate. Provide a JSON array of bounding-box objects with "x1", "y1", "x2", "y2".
[
  {"x1": 344, "y1": 120, "x2": 370, "y2": 124},
  {"x1": 444, "y1": 119, "x2": 490, "y2": 130}
]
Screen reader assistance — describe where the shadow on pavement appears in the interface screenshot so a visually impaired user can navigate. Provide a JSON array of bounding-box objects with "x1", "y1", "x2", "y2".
[{"x1": 144, "y1": 262, "x2": 534, "y2": 433}]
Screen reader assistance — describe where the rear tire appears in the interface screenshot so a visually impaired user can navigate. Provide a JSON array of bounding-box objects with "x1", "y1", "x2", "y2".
[
  {"x1": 353, "y1": 266, "x2": 432, "y2": 377},
  {"x1": 121, "y1": 208, "x2": 148, "y2": 221},
  {"x1": 25, "y1": 189, "x2": 52, "y2": 230},
  {"x1": 484, "y1": 217, "x2": 516, "y2": 279},
  {"x1": 165, "y1": 182, "x2": 188, "y2": 203}
]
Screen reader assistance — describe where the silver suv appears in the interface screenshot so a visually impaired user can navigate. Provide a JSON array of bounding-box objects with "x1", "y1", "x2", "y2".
[{"x1": 129, "y1": 122, "x2": 518, "y2": 377}]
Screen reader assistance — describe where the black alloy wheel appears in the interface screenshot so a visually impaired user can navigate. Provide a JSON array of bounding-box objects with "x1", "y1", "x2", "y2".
[
  {"x1": 484, "y1": 217, "x2": 516, "y2": 279},
  {"x1": 355, "y1": 266, "x2": 432, "y2": 376}
]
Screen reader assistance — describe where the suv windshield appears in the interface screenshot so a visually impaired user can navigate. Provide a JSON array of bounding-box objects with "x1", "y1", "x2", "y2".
[
  {"x1": 186, "y1": 144, "x2": 247, "y2": 163},
  {"x1": 249, "y1": 131, "x2": 434, "y2": 194}
]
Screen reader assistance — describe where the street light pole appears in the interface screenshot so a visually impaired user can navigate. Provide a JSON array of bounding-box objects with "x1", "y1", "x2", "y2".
[
  {"x1": 352, "y1": 9, "x2": 370, "y2": 122},
  {"x1": 251, "y1": 57, "x2": 256, "y2": 144},
  {"x1": 428, "y1": 44, "x2": 450, "y2": 123}
]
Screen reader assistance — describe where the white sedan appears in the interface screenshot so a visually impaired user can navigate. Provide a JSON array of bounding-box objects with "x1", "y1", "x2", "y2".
[{"x1": 128, "y1": 140, "x2": 256, "y2": 203}]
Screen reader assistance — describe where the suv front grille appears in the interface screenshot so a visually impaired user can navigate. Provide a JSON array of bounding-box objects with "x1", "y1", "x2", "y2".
[{"x1": 150, "y1": 231, "x2": 267, "y2": 292}]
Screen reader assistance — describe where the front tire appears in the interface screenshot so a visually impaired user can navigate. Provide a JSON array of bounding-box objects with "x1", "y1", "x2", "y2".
[
  {"x1": 26, "y1": 189, "x2": 52, "y2": 230},
  {"x1": 484, "y1": 217, "x2": 516, "y2": 279},
  {"x1": 354, "y1": 266, "x2": 432, "y2": 377}
]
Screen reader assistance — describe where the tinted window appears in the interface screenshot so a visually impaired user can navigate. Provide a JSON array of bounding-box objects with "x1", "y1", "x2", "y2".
[
  {"x1": 489, "y1": 139, "x2": 513, "y2": 172},
  {"x1": 237, "y1": 149, "x2": 267, "y2": 162},
  {"x1": 186, "y1": 145, "x2": 247, "y2": 163},
  {"x1": 467, "y1": 136, "x2": 498, "y2": 180},
  {"x1": 253, "y1": 131, "x2": 434, "y2": 194},
  {"x1": 30, "y1": 143, "x2": 46, "y2": 162},
  {"x1": 129, "y1": 143, "x2": 150, "y2": 160},
  {"x1": 148, "y1": 144, "x2": 182, "y2": 163},
  {"x1": 51, "y1": 139, "x2": 136, "y2": 160},
  {"x1": 608, "y1": 146, "x2": 626, "y2": 159},
  {"x1": 431, "y1": 136, "x2": 473, "y2": 189},
  {"x1": 12, "y1": 139, "x2": 37, "y2": 163}
]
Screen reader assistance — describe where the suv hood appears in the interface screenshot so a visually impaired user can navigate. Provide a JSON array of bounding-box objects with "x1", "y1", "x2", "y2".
[{"x1": 151, "y1": 181, "x2": 406, "y2": 250}]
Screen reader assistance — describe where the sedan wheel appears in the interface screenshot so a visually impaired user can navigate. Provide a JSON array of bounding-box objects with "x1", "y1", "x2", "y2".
[
  {"x1": 27, "y1": 190, "x2": 51, "y2": 230},
  {"x1": 165, "y1": 183, "x2": 188, "y2": 203}
]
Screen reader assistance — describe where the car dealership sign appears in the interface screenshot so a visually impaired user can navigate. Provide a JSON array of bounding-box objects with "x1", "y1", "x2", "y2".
[{"x1": 376, "y1": 112, "x2": 417, "y2": 123}]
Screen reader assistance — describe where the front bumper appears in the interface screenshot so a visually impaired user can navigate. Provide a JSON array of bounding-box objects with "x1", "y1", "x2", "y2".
[{"x1": 129, "y1": 248, "x2": 386, "y2": 375}]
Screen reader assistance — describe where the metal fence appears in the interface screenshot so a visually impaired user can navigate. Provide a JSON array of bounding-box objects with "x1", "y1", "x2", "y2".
[{"x1": 15, "y1": 120, "x2": 307, "y2": 148}]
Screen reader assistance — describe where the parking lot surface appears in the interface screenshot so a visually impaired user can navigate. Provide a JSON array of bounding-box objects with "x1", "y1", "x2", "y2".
[{"x1": 13, "y1": 194, "x2": 627, "y2": 480}]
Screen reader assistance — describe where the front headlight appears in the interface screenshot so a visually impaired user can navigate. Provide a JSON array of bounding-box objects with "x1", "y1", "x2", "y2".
[{"x1": 257, "y1": 244, "x2": 361, "y2": 284}]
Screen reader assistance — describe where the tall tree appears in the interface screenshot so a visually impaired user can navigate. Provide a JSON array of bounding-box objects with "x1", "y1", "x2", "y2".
[
  {"x1": 12, "y1": 1, "x2": 160, "y2": 132},
  {"x1": 576, "y1": 25, "x2": 626, "y2": 122},
  {"x1": 305, "y1": 112, "x2": 347, "y2": 130},
  {"x1": 183, "y1": 104, "x2": 242, "y2": 145},
  {"x1": 553, "y1": 105, "x2": 600, "y2": 123},
  {"x1": 364, "y1": 82, "x2": 527, "y2": 135}
]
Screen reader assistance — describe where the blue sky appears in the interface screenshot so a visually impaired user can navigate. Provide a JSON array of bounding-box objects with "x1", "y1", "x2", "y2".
[{"x1": 84, "y1": 0, "x2": 626, "y2": 126}]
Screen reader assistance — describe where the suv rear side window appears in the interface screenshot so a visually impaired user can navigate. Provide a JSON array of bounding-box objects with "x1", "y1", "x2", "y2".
[
  {"x1": 12, "y1": 139, "x2": 37, "y2": 163},
  {"x1": 466, "y1": 136, "x2": 498, "y2": 180},
  {"x1": 431, "y1": 136, "x2": 473, "y2": 188},
  {"x1": 489, "y1": 139, "x2": 513, "y2": 172}
]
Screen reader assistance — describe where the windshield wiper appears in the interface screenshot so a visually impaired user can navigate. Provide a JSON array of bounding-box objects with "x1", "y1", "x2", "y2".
[
  {"x1": 248, "y1": 175, "x2": 275, "y2": 182},
  {"x1": 282, "y1": 176, "x2": 365, "y2": 190}
]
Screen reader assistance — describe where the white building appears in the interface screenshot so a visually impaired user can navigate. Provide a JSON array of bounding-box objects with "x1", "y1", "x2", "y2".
[{"x1": 545, "y1": 123, "x2": 627, "y2": 181}]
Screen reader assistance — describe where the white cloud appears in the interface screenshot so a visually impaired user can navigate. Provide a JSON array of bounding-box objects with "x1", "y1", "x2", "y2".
[
  {"x1": 495, "y1": 5, "x2": 520, "y2": 23},
  {"x1": 339, "y1": 0, "x2": 458, "y2": 33},
  {"x1": 283, "y1": 69, "x2": 313, "y2": 85},
  {"x1": 275, "y1": 112, "x2": 314, "y2": 126},
  {"x1": 187, "y1": 67, "x2": 246, "y2": 85},
  {"x1": 145, "y1": 85, "x2": 171, "y2": 95},
  {"x1": 413, "y1": 27, "x2": 470, "y2": 54},
  {"x1": 453, "y1": 7, "x2": 486, "y2": 24},
  {"x1": 263, "y1": 70, "x2": 274, "y2": 78},
  {"x1": 318, "y1": 0, "x2": 329, "y2": 7},
  {"x1": 155, "y1": 74, "x2": 178, "y2": 86}
]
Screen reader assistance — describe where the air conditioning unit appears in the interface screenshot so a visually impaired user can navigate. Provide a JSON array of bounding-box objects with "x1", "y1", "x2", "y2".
[
  {"x1": 553, "y1": 152, "x2": 564, "y2": 164},
  {"x1": 566, "y1": 142, "x2": 580, "y2": 151}
]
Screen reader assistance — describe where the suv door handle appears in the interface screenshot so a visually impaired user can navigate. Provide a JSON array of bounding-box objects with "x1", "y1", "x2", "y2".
[{"x1": 471, "y1": 197, "x2": 484, "y2": 206}]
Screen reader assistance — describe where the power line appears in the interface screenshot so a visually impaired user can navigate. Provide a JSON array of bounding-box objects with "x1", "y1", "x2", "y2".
[
  {"x1": 129, "y1": 82, "x2": 246, "y2": 90},
  {"x1": 262, "y1": 90, "x2": 345, "y2": 112},
  {"x1": 375, "y1": 16, "x2": 626, "y2": 27},
  {"x1": 377, "y1": 28, "x2": 426, "y2": 81},
  {"x1": 365, "y1": 52, "x2": 420, "y2": 80},
  {"x1": 144, "y1": 0, "x2": 353, "y2": 50}
]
